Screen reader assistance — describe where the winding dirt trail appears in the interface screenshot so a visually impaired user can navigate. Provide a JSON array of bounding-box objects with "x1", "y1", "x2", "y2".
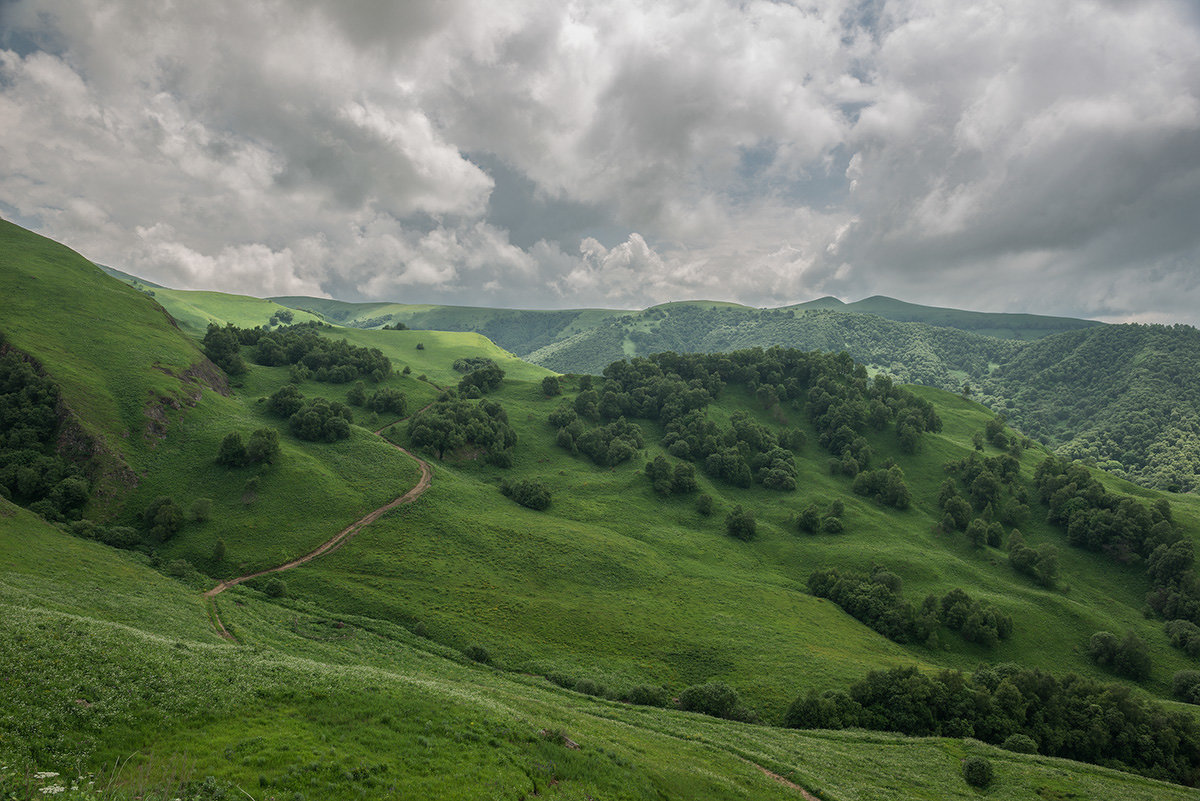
[{"x1": 203, "y1": 405, "x2": 435, "y2": 641}]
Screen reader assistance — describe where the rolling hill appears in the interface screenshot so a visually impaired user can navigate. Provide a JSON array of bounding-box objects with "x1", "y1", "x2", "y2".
[{"x1": 4, "y1": 220, "x2": 1200, "y2": 798}]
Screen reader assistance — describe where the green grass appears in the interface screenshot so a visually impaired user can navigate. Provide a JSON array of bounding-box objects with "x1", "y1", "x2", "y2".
[
  {"x1": 145, "y1": 287, "x2": 324, "y2": 336},
  {"x1": 3, "y1": 229, "x2": 1200, "y2": 799}
]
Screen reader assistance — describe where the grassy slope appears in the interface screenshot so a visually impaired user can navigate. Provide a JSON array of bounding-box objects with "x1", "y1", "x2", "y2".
[
  {"x1": 144, "y1": 287, "x2": 324, "y2": 336},
  {"x1": 2, "y1": 497, "x2": 1194, "y2": 801}
]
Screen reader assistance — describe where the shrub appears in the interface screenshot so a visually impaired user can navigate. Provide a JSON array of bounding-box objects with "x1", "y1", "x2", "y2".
[
  {"x1": 696, "y1": 494, "x2": 713, "y2": 516},
  {"x1": 624, "y1": 685, "x2": 668, "y2": 707},
  {"x1": 216, "y1": 431, "x2": 248, "y2": 466},
  {"x1": 463, "y1": 644, "x2": 491, "y2": 664},
  {"x1": 212, "y1": 538, "x2": 226, "y2": 563},
  {"x1": 263, "y1": 577, "x2": 286, "y2": 598},
  {"x1": 542, "y1": 375, "x2": 562, "y2": 396},
  {"x1": 574, "y1": 678, "x2": 602, "y2": 696},
  {"x1": 1089, "y1": 630, "x2": 1151, "y2": 681},
  {"x1": 246, "y1": 428, "x2": 281, "y2": 465},
  {"x1": 143, "y1": 496, "x2": 182, "y2": 542},
  {"x1": 501, "y1": 478, "x2": 552, "y2": 511},
  {"x1": 725, "y1": 505, "x2": 756, "y2": 540},
  {"x1": 962, "y1": 756, "x2": 992, "y2": 788},
  {"x1": 678, "y1": 681, "x2": 750, "y2": 721},
  {"x1": 189, "y1": 497, "x2": 213, "y2": 523},
  {"x1": 1002, "y1": 733, "x2": 1038, "y2": 754},
  {"x1": 1172, "y1": 670, "x2": 1200, "y2": 704}
]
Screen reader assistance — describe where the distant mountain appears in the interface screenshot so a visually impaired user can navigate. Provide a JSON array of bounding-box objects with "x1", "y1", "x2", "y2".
[{"x1": 789, "y1": 295, "x2": 1103, "y2": 340}]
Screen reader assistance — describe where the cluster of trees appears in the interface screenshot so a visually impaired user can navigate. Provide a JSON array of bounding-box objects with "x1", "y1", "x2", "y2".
[
  {"x1": 807, "y1": 567, "x2": 1012, "y2": 647},
  {"x1": 644, "y1": 455, "x2": 697, "y2": 495},
  {"x1": 939, "y1": 452, "x2": 1029, "y2": 532},
  {"x1": 1006, "y1": 530, "x2": 1059, "y2": 588},
  {"x1": 407, "y1": 398, "x2": 516, "y2": 466},
  {"x1": 798, "y1": 499, "x2": 844, "y2": 534},
  {"x1": 500, "y1": 477, "x2": 551, "y2": 510},
  {"x1": 216, "y1": 428, "x2": 281, "y2": 467},
  {"x1": 783, "y1": 664, "x2": 1200, "y2": 786},
  {"x1": 1088, "y1": 630, "x2": 1152, "y2": 681},
  {"x1": 851, "y1": 465, "x2": 911, "y2": 509},
  {"x1": 142, "y1": 496, "x2": 183, "y2": 543},
  {"x1": 203, "y1": 322, "x2": 392, "y2": 383},
  {"x1": 267, "y1": 386, "x2": 353, "y2": 442},
  {"x1": 347, "y1": 382, "x2": 407, "y2": 416},
  {"x1": 267, "y1": 309, "x2": 294, "y2": 327},
  {"x1": 1034, "y1": 457, "x2": 1198, "y2": 627},
  {"x1": 457, "y1": 362, "x2": 504, "y2": 397},
  {"x1": 452, "y1": 357, "x2": 496, "y2": 373},
  {"x1": 551, "y1": 348, "x2": 937, "y2": 495},
  {"x1": 550, "y1": 404, "x2": 645, "y2": 467},
  {"x1": 1166, "y1": 619, "x2": 1200, "y2": 658},
  {"x1": 0, "y1": 348, "x2": 91, "y2": 522}
]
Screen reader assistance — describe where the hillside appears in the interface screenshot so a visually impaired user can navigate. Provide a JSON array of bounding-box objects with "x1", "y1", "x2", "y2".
[{"x1": 4, "y1": 222, "x2": 1200, "y2": 797}]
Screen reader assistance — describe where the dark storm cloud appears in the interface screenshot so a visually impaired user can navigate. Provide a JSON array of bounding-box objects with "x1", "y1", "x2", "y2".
[{"x1": 0, "y1": 0, "x2": 1197, "y2": 319}]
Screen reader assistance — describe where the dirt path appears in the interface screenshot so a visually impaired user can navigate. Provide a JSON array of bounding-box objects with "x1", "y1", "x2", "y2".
[{"x1": 203, "y1": 405, "x2": 435, "y2": 640}]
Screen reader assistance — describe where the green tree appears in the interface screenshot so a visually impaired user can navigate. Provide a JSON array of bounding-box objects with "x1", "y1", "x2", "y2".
[
  {"x1": 216, "y1": 431, "x2": 248, "y2": 467},
  {"x1": 143, "y1": 496, "x2": 182, "y2": 543},
  {"x1": 725, "y1": 505, "x2": 756, "y2": 540},
  {"x1": 246, "y1": 428, "x2": 281, "y2": 465}
]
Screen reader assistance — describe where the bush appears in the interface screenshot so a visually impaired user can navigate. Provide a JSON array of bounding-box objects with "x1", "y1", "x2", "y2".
[
  {"x1": 962, "y1": 756, "x2": 993, "y2": 788},
  {"x1": 1002, "y1": 733, "x2": 1038, "y2": 754},
  {"x1": 143, "y1": 496, "x2": 182, "y2": 543},
  {"x1": 696, "y1": 494, "x2": 713, "y2": 516},
  {"x1": 725, "y1": 505, "x2": 756, "y2": 540},
  {"x1": 1089, "y1": 630, "x2": 1151, "y2": 681},
  {"x1": 678, "y1": 681, "x2": 749, "y2": 720},
  {"x1": 263, "y1": 577, "x2": 286, "y2": 598},
  {"x1": 574, "y1": 678, "x2": 602, "y2": 696},
  {"x1": 184, "y1": 498, "x2": 211, "y2": 524},
  {"x1": 501, "y1": 478, "x2": 552, "y2": 511},
  {"x1": 624, "y1": 684, "x2": 668, "y2": 707},
  {"x1": 246, "y1": 428, "x2": 280, "y2": 464},
  {"x1": 542, "y1": 375, "x2": 562, "y2": 396},
  {"x1": 463, "y1": 644, "x2": 491, "y2": 664},
  {"x1": 216, "y1": 432, "x2": 248, "y2": 466},
  {"x1": 1172, "y1": 670, "x2": 1200, "y2": 704}
]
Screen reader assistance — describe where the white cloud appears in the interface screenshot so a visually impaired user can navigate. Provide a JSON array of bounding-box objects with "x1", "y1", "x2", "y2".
[{"x1": 0, "y1": 0, "x2": 1198, "y2": 321}]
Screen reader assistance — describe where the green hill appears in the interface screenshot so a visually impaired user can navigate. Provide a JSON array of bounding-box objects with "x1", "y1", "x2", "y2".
[{"x1": 4, "y1": 221, "x2": 1200, "y2": 798}]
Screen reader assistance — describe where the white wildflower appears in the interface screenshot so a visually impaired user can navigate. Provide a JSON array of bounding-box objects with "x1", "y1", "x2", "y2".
[
  {"x1": 33, "y1": 771, "x2": 60, "y2": 780},
  {"x1": 39, "y1": 785, "x2": 65, "y2": 795}
]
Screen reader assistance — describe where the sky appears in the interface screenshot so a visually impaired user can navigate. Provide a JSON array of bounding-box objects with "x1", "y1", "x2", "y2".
[{"x1": 1, "y1": 0, "x2": 1199, "y2": 323}]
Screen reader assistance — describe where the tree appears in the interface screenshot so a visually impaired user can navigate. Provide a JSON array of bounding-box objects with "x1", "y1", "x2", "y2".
[
  {"x1": 189, "y1": 498, "x2": 213, "y2": 522},
  {"x1": 678, "y1": 681, "x2": 749, "y2": 721},
  {"x1": 725, "y1": 505, "x2": 756, "y2": 540},
  {"x1": 246, "y1": 428, "x2": 281, "y2": 465},
  {"x1": 212, "y1": 538, "x2": 226, "y2": 563},
  {"x1": 143, "y1": 496, "x2": 182, "y2": 542},
  {"x1": 216, "y1": 431, "x2": 248, "y2": 467},
  {"x1": 542, "y1": 375, "x2": 562, "y2": 396}
]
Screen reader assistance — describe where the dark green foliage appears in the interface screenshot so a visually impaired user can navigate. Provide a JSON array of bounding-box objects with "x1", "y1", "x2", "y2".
[
  {"x1": 416, "y1": 342, "x2": 424, "y2": 350},
  {"x1": 645, "y1": 455, "x2": 697, "y2": 495},
  {"x1": 962, "y1": 756, "x2": 993, "y2": 788},
  {"x1": 1173, "y1": 670, "x2": 1200, "y2": 705},
  {"x1": 216, "y1": 432, "x2": 248, "y2": 466},
  {"x1": 189, "y1": 498, "x2": 212, "y2": 522},
  {"x1": 696, "y1": 493, "x2": 713, "y2": 516},
  {"x1": 808, "y1": 569, "x2": 1010, "y2": 647},
  {"x1": 623, "y1": 685, "x2": 669, "y2": 707},
  {"x1": 559, "y1": 417, "x2": 643, "y2": 467},
  {"x1": 1166, "y1": 620, "x2": 1200, "y2": 658},
  {"x1": 367, "y1": 387, "x2": 408, "y2": 416},
  {"x1": 1089, "y1": 630, "x2": 1152, "y2": 681},
  {"x1": 289, "y1": 398, "x2": 353, "y2": 442},
  {"x1": 246, "y1": 428, "x2": 280, "y2": 465},
  {"x1": 1002, "y1": 733, "x2": 1038, "y2": 754},
  {"x1": 501, "y1": 477, "x2": 551, "y2": 511},
  {"x1": 263, "y1": 577, "x2": 286, "y2": 598},
  {"x1": 851, "y1": 465, "x2": 911, "y2": 509},
  {"x1": 382, "y1": 321, "x2": 408, "y2": 330},
  {"x1": 724, "y1": 505, "x2": 756, "y2": 540},
  {"x1": 784, "y1": 664, "x2": 1200, "y2": 786},
  {"x1": 143, "y1": 496, "x2": 182, "y2": 543},
  {"x1": 69, "y1": 520, "x2": 140, "y2": 548},
  {"x1": 221, "y1": 322, "x2": 391, "y2": 383},
  {"x1": 0, "y1": 349, "x2": 91, "y2": 522},
  {"x1": 798, "y1": 503, "x2": 821, "y2": 533},
  {"x1": 267, "y1": 385, "x2": 305, "y2": 417},
  {"x1": 457, "y1": 362, "x2": 505, "y2": 396},
  {"x1": 1007, "y1": 530, "x2": 1059, "y2": 588},
  {"x1": 201, "y1": 323, "x2": 247, "y2": 375},
  {"x1": 677, "y1": 681, "x2": 751, "y2": 721},
  {"x1": 407, "y1": 398, "x2": 516, "y2": 464},
  {"x1": 463, "y1": 644, "x2": 491, "y2": 664},
  {"x1": 574, "y1": 678, "x2": 602, "y2": 696},
  {"x1": 541, "y1": 375, "x2": 562, "y2": 396},
  {"x1": 347, "y1": 381, "x2": 367, "y2": 406},
  {"x1": 212, "y1": 538, "x2": 226, "y2": 563}
]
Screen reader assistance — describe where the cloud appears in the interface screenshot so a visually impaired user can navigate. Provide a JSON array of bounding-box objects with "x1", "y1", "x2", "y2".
[{"x1": 0, "y1": 0, "x2": 1198, "y2": 321}]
